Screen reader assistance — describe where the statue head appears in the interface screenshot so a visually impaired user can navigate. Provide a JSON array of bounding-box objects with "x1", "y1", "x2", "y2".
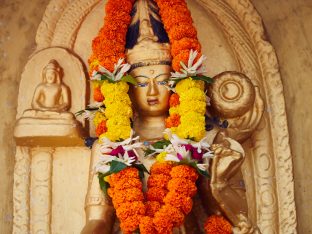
[
  {"x1": 126, "y1": 0, "x2": 172, "y2": 117},
  {"x1": 42, "y1": 59, "x2": 62, "y2": 84}
]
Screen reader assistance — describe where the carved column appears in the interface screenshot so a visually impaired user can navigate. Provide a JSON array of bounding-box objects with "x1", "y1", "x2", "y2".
[
  {"x1": 30, "y1": 147, "x2": 54, "y2": 234},
  {"x1": 13, "y1": 146, "x2": 31, "y2": 234}
]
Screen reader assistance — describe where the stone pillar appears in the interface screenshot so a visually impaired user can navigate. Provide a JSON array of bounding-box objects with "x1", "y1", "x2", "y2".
[{"x1": 30, "y1": 147, "x2": 54, "y2": 234}]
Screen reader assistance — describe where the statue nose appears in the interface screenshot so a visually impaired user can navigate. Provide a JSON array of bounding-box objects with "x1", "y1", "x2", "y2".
[{"x1": 147, "y1": 79, "x2": 159, "y2": 96}]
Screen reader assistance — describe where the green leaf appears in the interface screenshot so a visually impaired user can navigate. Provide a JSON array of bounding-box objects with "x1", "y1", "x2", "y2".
[
  {"x1": 121, "y1": 74, "x2": 138, "y2": 85},
  {"x1": 191, "y1": 75, "x2": 214, "y2": 84},
  {"x1": 135, "y1": 164, "x2": 150, "y2": 174},
  {"x1": 197, "y1": 168, "x2": 209, "y2": 178},
  {"x1": 98, "y1": 173, "x2": 110, "y2": 194},
  {"x1": 144, "y1": 148, "x2": 155, "y2": 157},
  {"x1": 152, "y1": 140, "x2": 171, "y2": 149},
  {"x1": 110, "y1": 160, "x2": 128, "y2": 174}
]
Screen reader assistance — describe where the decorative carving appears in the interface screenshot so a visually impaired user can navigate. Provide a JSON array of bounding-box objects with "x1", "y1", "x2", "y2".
[
  {"x1": 14, "y1": 48, "x2": 87, "y2": 147},
  {"x1": 209, "y1": 71, "x2": 264, "y2": 142},
  {"x1": 31, "y1": 59, "x2": 70, "y2": 112},
  {"x1": 13, "y1": 147, "x2": 31, "y2": 234},
  {"x1": 30, "y1": 147, "x2": 54, "y2": 234}
]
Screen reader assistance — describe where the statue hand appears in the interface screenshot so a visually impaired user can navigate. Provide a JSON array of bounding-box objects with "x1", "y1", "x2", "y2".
[
  {"x1": 81, "y1": 219, "x2": 111, "y2": 234},
  {"x1": 210, "y1": 132, "x2": 244, "y2": 188}
]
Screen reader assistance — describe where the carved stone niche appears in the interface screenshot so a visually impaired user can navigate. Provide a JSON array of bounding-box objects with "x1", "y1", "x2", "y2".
[{"x1": 13, "y1": 0, "x2": 297, "y2": 234}]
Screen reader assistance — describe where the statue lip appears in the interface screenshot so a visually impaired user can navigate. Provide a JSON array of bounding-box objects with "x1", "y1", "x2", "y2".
[{"x1": 147, "y1": 98, "x2": 159, "y2": 106}]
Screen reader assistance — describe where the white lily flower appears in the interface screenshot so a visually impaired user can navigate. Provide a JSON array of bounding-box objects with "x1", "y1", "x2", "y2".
[
  {"x1": 197, "y1": 163, "x2": 208, "y2": 171},
  {"x1": 94, "y1": 155, "x2": 116, "y2": 173},
  {"x1": 171, "y1": 50, "x2": 207, "y2": 79},
  {"x1": 116, "y1": 151, "x2": 136, "y2": 166},
  {"x1": 92, "y1": 58, "x2": 131, "y2": 82},
  {"x1": 79, "y1": 110, "x2": 95, "y2": 120},
  {"x1": 99, "y1": 130, "x2": 142, "y2": 156},
  {"x1": 88, "y1": 102, "x2": 104, "y2": 109}
]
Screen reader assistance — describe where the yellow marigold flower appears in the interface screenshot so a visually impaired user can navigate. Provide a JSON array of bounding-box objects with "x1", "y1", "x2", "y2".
[
  {"x1": 156, "y1": 152, "x2": 167, "y2": 163},
  {"x1": 101, "y1": 81, "x2": 129, "y2": 96},
  {"x1": 105, "y1": 102, "x2": 133, "y2": 119},
  {"x1": 104, "y1": 93, "x2": 131, "y2": 106},
  {"x1": 106, "y1": 116, "x2": 131, "y2": 128},
  {"x1": 175, "y1": 77, "x2": 204, "y2": 95},
  {"x1": 176, "y1": 112, "x2": 205, "y2": 141},
  {"x1": 100, "y1": 125, "x2": 131, "y2": 141},
  {"x1": 93, "y1": 111, "x2": 106, "y2": 126},
  {"x1": 179, "y1": 87, "x2": 206, "y2": 102},
  {"x1": 178, "y1": 100, "x2": 206, "y2": 115}
]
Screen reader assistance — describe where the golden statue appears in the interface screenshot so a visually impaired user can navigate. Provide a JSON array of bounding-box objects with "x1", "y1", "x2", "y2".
[{"x1": 82, "y1": 0, "x2": 260, "y2": 233}]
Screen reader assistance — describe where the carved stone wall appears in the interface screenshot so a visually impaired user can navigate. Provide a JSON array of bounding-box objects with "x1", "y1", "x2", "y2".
[{"x1": 1, "y1": 0, "x2": 311, "y2": 233}]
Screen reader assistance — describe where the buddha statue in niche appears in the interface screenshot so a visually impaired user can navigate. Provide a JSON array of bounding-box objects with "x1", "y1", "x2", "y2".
[
  {"x1": 82, "y1": 0, "x2": 257, "y2": 233},
  {"x1": 23, "y1": 59, "x2": 73, "y2": 119}
]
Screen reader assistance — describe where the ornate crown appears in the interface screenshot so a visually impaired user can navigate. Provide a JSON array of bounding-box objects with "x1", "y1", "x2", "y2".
[{"x1": 125, "y1": 0, "x2": 171, "y2": 70}]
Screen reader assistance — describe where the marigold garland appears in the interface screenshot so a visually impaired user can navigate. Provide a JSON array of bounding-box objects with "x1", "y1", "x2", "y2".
[
  {"x1": 155, "y1": 0, "x2": 202, "y2": 72},
  {"x1": 204, "y1": 215, "x2": 233, "y2": 234},
  {"x1": 107, "y1": 167, "x2": 145, "y2": 233},
  {"x1": 89, "y1": 1, "x2": 214, "y2": 233}
]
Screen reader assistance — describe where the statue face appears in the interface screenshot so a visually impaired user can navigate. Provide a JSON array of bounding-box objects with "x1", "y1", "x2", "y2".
[
  {"x1": 130, "y1": 64, "x2": 171, "y2": 117},
  {"x1": 45, "y1": 69, "x2": 57, "y2": 84}
]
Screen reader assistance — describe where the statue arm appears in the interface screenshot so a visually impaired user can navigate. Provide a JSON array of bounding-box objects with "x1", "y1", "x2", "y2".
[
  {"x1": 81, "y1": 141, "x2": 115, "y2": 234},
  {"x1": 31, "y1": 86, "x2": 47, "y2": 110},
  {"x1": 209, "y1": 132, "x2": 258, "y2": 234},
  {"x1": 57, "y1": 85, "x2": 70, "y2": 111}
]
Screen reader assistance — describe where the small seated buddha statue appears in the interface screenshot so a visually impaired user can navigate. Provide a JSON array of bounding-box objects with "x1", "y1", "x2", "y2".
[{"x1": 23, "y1": 59, "x2": 73, "y2": 119}]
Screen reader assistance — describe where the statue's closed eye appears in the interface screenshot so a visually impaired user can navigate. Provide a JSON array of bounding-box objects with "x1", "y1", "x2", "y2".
[{"x1": 135, "y1": 80, "x2": 168, "y2": 88}]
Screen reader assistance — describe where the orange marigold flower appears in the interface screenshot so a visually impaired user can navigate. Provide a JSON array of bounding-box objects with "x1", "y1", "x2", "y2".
[
  {"x1": 165, "y1": 114, "x2": 181, "y2": 128},
  {"x1": 169, "y1": 93, "x2": 180, "y2": 107},
  {"x1": 116, "y1": 201, "x2": 146, "y2": 221},
  {"x1": 160, "y1": 8, "x2": 191, "y2": 31},
  {"x1": 146, "y1": 187, "x2": 168, "y2": 202},
  {"x1": 168, "y1": 23, "x2": 197, "y2": 41},
  {"x1": 93, "y1": 86, "x2": 104, "y2": 102},
  {"x1": 110, "y1": 167, "x2": 139, "y2": 185},
  {"x1": 120, "y1": 215, "x2": 143, "y2": 233},
  {"x1": 153, "y1": 210, "x2": 173, "y2": 234},
  {"x1": 147, "y1": 174, "x2": 171, "y2": 189},
  {"x1": 112, "y1": 188, "x2": 144, "y2": 208},
  {"x1": 92, "y1": 37, "x2": 124, "y2": 57},
  {"x1": 95, "y1": 120, "x2": 107, "y2": 136},
  {"x1": 140, "y1": 216, "x2": 157, "y2": 234},
  {"x1": 105, "y1": 0, "x2": 133, "y2": 13},
  {"x1": 107, "y1": 187, "x2": 114, "y2": 198},
  {"x1": 164, "y1": 191, "x2": 193, "y2": 214},
  {"x1": 154, "y1": 204, "x2": 184, "y2": 227},
  {"x1": 167, "y1": 178, "x2": 197, "y2": 197},
  {"x1": 156, "y1": 0, "x2": 186, "y2": 9},
  {"x1": 170, "y1": 165, "x2": 199, "y2": 182},
  {"x1": 113, "y1": 177, "x2": 142, "y2": 191},
  {"x1": 150, "y1": 162, "x2": 173, "y2": 176},
  {"x1": 145, "y1": 201, "x2": 161, "y2": 217},
  {"x1": 171, "y1": 38, "x2": 201, "y2": 57},
  {"x1": 204, "y1": 215, "x2": 233, "y2": 234}
]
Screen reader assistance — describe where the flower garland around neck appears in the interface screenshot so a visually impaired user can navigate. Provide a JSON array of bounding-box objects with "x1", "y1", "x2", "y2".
[{"x1": 76, "y1": 0, "x2": 233, "y2": 233}]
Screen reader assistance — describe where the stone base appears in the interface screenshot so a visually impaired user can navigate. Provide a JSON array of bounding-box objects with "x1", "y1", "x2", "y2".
[{"x1": 14, "y1": 117, "x2": 86, "y2": 147}]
